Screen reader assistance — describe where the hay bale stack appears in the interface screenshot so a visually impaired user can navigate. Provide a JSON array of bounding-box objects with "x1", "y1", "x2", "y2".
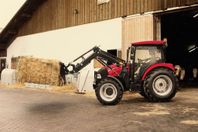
[{"x1": 15, "y1": 56, "x2": 61, "y2": 85}]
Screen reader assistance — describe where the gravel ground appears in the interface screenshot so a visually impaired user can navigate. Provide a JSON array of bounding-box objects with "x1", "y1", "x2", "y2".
[{"x1": 0, "y1": 87, "x2": 197, "y2": 132}]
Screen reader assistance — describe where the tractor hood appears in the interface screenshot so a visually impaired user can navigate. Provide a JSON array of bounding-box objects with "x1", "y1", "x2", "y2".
[{"x1": 103, "y1": 64, "x2": 123, "y2": 77}]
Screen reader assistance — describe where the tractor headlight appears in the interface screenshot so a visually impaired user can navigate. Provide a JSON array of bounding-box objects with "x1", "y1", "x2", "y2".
[{"x1": 96, "y1": 74, "x2": 102, "y2": 79}]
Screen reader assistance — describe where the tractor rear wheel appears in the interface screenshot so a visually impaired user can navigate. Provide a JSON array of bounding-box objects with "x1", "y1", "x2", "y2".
[
  {"x1": 95, "y1": 78, "x2": 123, "y2": 105},
  {"x1": 143, "y1": 68, "x2": 177, "y2": 102}
]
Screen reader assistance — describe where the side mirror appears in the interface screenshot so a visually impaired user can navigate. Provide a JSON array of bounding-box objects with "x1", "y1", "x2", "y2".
[{"x1": 163, "y1": 38, "x2": 168, "y2": 48}]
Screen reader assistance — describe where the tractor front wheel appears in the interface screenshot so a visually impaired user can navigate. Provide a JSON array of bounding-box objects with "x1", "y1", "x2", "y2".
[
  {"x1": 95, "y1": 78, "x2": 123, "y2": 105},
  {"x1": 144, "y1": 69, "x2": 177, "y2": 102}
]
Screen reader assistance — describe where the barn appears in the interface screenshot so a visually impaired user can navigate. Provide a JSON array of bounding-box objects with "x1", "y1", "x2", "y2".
[{"x1": 0, "y1": 0, "x2": 197, "y2": 90}]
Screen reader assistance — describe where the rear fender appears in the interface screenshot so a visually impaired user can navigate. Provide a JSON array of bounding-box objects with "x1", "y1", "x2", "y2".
[
  {"x1": 142, "y1": 63, "x2": 175, "y2": 81},
  {"x1": 107, "y1": 76, "x2": 125, "y2": 91}
]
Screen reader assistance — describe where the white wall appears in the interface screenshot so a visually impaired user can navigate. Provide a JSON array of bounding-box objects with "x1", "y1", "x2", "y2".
[{"x1": 7, "y1": 18, "x2": 122, "y2": 91}]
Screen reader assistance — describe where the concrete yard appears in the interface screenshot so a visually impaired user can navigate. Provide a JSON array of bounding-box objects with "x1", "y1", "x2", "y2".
[{"x1": 0, "y1": 87, "x2": 197, "y2": 132}]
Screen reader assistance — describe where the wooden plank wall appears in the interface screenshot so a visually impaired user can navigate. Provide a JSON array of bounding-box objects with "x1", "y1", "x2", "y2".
[
  {"x1": 0, "y1": 50, "x2": 6, "y2": 57},
  {"x1": 122, "y1": 14, "x2": 154, "y2": 59},
  {"x1": 17, "y1": 0, "x2": 198, "y2": 36}
]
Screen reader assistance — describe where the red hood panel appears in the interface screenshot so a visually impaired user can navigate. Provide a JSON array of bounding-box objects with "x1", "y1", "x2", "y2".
[{"x1": 104, "y1": 64, "x2": 122, "y2": 77}]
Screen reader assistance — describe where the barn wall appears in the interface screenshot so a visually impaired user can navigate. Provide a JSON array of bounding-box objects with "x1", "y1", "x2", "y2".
[
  {"x1": 7, "y1": 18, "x2": 122, "y2": 91},
  {"x1": 122, "y1": 14, "x2": 154, "y2": 59},
  {"x1": 17, "y1": 0, "x2": 198, "y2": 36},
  {"x1": 0, "y1": 50, "x2": 6, "y2": 57}
]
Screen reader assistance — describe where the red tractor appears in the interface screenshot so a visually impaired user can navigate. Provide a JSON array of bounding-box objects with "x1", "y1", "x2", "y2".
[{"x1": 66, "y1": 41, "x2": 178, "y2": 105}]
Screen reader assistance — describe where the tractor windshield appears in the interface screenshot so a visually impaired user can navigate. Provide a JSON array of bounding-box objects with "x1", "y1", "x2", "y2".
[
  {"x1": 134, "y1": 46, "x2": 163, "y2": 78},
  {"x1": 135, "y1": 46, "x2": 162, "y2": 63}
]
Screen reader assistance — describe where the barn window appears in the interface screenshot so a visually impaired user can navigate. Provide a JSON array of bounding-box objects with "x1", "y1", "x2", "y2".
[{"x1": 97, "y1": 0, "x2": 110, "y2": 5}]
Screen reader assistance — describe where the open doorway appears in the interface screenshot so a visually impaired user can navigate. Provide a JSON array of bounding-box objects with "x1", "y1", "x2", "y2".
[
  {"x1": 160, "y1": 8, "x2": 198, "y2": 86},
  {"x1": 0, "y1": 58, "x2": 6, "y2": 79}
]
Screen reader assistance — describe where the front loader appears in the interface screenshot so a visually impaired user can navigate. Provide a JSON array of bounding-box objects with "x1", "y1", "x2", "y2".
[{"x1": 65, "y1": 41, "x2": 178, "y2": 105}]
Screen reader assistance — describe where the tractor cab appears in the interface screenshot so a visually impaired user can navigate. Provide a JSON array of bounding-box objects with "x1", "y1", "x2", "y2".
[{"x1": 129, "y1": 41, "x2": 167, "y2": 81}]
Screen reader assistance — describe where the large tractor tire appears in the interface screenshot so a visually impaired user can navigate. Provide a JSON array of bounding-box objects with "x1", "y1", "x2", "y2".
[
  {"x1": 95, "y1": 78, "x2": 123, "y2": 105},
  {"x1": 143, "y1": 68, "x2": 177, "y2": 102}
]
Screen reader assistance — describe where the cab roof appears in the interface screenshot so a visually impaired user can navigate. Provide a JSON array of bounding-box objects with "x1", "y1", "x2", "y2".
[{"x1": 132, "y1": 40, "x2": 165, "y2": 46}]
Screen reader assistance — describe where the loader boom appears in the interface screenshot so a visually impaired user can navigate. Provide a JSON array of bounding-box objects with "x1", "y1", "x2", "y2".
[{"x1": 65, "y1": 46, "x2": 125, "y2": 74}]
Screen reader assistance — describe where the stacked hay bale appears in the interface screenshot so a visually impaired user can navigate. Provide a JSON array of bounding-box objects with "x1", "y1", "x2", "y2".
[{"x1": 14, "y1": 56, "x2": 61, "y2": 86}]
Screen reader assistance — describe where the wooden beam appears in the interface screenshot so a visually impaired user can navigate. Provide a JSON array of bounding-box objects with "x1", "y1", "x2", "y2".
[
  {"x1": 21, "y1": 13, "x2": 32, "y2": 18},
  {"x1": 0, "y1": 44, "x2": 7, "y2": 50}
]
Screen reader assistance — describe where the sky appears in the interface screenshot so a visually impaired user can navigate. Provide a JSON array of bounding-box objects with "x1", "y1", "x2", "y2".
[{"x1": 0, "y1": 0, "x2": 26, "y2": 32}]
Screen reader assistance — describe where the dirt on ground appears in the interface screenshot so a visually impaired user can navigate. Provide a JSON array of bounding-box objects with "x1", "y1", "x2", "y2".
[{"x1": 0, "y1": 85, "x2": 197, "y2": 132}]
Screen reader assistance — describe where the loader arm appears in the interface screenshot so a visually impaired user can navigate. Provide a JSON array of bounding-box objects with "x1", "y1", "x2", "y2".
[{"x1": 65, "y1": 46, "x2": 125, "y2": 74}]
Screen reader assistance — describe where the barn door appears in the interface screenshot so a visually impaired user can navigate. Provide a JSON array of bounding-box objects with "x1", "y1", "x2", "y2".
[
  {"x1": 153, "y1": 15, "x2": 161, "y2": 40},
  {"x1": 122, "y1": 14, "x2": 155, "y2": 59}
]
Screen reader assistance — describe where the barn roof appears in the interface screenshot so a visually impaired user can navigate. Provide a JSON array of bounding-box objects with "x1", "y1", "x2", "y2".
[{"x1": 0, "y1": 0, "x2": 47, "y2": 50}]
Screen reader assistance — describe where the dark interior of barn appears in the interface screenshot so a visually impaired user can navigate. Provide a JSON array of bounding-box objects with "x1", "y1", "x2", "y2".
[{"x1": 161, "y1": 9, "x2": 198, "y2": 86}]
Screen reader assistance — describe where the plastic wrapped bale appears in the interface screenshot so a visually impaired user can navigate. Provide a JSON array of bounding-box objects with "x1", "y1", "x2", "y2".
[
  {"x1": 193, "y1": 68, "x2": 197, "y2": 79},
  {"x1": 180, "y1": 69, "x2": 185, "y2": 80},
  {"x1": 175, "y1": 65, "x2": 181, "y2": 77},
  {"x1": 1, "y1": 69, "x2": 16, "y2": 84}
]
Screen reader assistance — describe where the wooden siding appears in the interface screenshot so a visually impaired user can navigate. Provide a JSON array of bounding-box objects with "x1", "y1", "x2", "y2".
[
  {"x1": 122, "y1": 14, "x2": 154, "y2": 59},
  {"x1": 0, "y1": 50, "x2": 6, "y2": 57},
  {"x1": 18, "y1": 0, "x2": 198, "y2": 36}
]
